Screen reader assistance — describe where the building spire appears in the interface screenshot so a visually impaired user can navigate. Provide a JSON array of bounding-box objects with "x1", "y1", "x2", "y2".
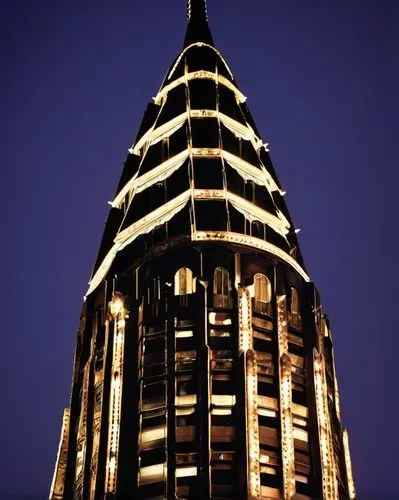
[
  {"x1": 184, "y1": 0, "x2": 214, "y2": 47},
  {"x1": 187, "y1": 0, "x2": 208, "y2": 22}
]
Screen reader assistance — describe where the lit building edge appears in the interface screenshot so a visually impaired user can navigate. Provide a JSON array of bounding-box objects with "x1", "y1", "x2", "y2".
[{"x1": 49, "y1": 408, "x2": 70, "y2": 500}]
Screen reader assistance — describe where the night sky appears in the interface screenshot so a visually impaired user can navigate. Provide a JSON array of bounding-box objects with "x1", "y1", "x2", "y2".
[{"x1": 1, "y1": 1, "x2": 397, "y2": 498}]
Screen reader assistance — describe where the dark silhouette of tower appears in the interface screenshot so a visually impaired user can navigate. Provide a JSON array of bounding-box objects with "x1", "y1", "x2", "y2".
[{"x1": 50, "y1": 2, "x2": 356, "y2": 499}]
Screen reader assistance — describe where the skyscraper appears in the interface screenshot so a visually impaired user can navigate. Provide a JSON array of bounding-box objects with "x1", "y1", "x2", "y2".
[{"x1": 50, "y1": 1, "x2": 356, "y2": 498}]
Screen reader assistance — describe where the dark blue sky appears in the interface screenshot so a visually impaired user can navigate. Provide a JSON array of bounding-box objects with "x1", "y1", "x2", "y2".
[{"x1": 0, "y1": 0, "x2": 397, "y2": 497}]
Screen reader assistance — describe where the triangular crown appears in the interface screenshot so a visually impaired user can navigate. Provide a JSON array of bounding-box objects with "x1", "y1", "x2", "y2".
[{"x1": 87, "y1": 1, "x2": 307, "y2": 296}]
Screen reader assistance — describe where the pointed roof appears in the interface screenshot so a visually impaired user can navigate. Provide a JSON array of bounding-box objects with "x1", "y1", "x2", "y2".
[
  {"x1": 86, "y1": 0, "x2": 309, "y2": 296},
  {"x1": 184, "y1": 0, "x2": 214, "y2": 47}
]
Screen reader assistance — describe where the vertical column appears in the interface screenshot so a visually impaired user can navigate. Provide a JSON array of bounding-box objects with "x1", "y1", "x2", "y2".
[
  {"x1": 342, "y1": 429, "x2": 356, "y2": 499},
  {"x1": 333, "y1": 373, "x2": 341, "y2": 422},
  {"x1": 313, "y1": 348, "x2": 338, "y2": 500},
  {"x1": 89, "y1": 321, "x2": 109, "y2": 499},
  {"x1": 276, "y1": 295, "x2": 296, "y2": 499},
  {"x1": 238, "y1": 287, "x2": 260, "y2": 499},
  {"x1": 198, "y1": 278, "x2": 210, "y2": 500},
  {"x1": 74, "y1": 361, "x2": 90, "y2": 492},
  {"x1": 49, "y1": 408, "x2": 70, "y2": 500},
  {"x1": 105, "y1": 293, "x2": 127, "y2": 494},
  {"x1": 246, "y1": 349, "x2": 260, "y2": 499},
  {"x1": 322, "y1": 317, "x2": 342, "y2": 423},
  {"x1": 166, "y1": 311, "x2": 176, "y2": 499}
]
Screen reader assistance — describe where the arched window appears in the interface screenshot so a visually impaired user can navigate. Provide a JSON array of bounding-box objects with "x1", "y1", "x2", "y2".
[
  {"x1": 174, "y1": 268, "x2": 195, "y2": 296},
  {"x1": 253, "y1": 273, "x2": 272, "y2": 315},
  {"x1": 290, "y1": 287, "x2": 299, "y2": 314},
  {"x1": 213, "y1": 267, "x2": 231, "y2": 308}
]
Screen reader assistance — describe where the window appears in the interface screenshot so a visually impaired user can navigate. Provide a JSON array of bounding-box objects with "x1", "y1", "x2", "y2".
[
  {"x1": 257, "y1": 396, "x2": 278, "y2": 419},
  {"x1": 253, "y1": 273, "x2": 272, "y2": 315},
  {"x1": 209, "y1": 312, "x2": 232, "y2": 325},
  {"x1": 213, "y1": 267, "x2": 231, "y2": 308},
  {"x1": 174, "y1": 268, "x2": 196, "y2": 296},
  {"x1": 176, "y1": 466, "x2": 198, "y2": 478},
  {"x1": 139, "y1": 463, "x2": 166, "y2": 485},
  {"x1": 141, "y1": 380, "x2": 166, "y2": 411},
  {"x1": 260, "y1": 447, "x2": 280, "y2": 476}
]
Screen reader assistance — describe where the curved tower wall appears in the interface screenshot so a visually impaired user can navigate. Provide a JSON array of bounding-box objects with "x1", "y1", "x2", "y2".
[{"x1": 50, "y1": 2, "x2": 356, "y2": 499}]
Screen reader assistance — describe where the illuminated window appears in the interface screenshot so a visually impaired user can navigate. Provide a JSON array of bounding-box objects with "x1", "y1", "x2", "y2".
[
  {"x1": 293, "y1": 427, "x2": 308, "y2": 443},
  {"x1": 209, "y1": 312, "x2": 232, "y2": 325},
  {"x1": 175, "y1": 394, "x2": 197, "y2": 406},
  {"x1": 254, "y1": 273, "x2": 271, "y2": 303},
  {"x1": 257, "y1": 396, "x2": 278, "y2": 418},
  {"x1": 176, "y1": 330, "x2": 194, "y2": 338},
  {"x1": 211, "y1": 394, "x2": 236, "y2": 406},
  {"x1": 174, "y1": 268, "x2": 196, "y2": 296},
  {"x1": 210, "y1": 328, "x2": 231, "y2": 337},
  {"x1": 294, "y1": 450, "x2": 311, "y2": 484},
  {"x1": 253, "y1": 273, "x2": 272, "y2": 315},
  {"x1": 176, "y1": 466, "x2": 198, "y2": 478},
  {"x1": 175, "y1": 329, "x2": 196, "y2": 352},
  {"x1": 139, "y1": 463, "x2": 166, "y2": 485},
  {"x1": 259, "y1": 447, "x2": 281, "y2": 491},
  {"x1": 212, "y1": 451, "x2": 235, "y2": 462},
  {"x1": 141, "y1": 426, "x2": 166, "y2": 446},
  {"x1": 213, "y1": 267, "x2": 231, "y2": 308},
  {"x1": 290, "y1": 287, "x2": 299, "y2": 314}
]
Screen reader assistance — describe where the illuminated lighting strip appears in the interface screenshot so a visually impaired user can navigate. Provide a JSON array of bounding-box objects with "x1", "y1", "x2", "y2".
[
  {"x1": 329, "y1": 342, "x2": 342, "y2": 422},
  {"x1": 154, "y1": 70, "x2": 246, "y2": 105},
  {"x1": 115, "y1": 190, "x2": 190, "y2": 246},
  {"x1": 116, "y1": 143, "x2": 279, "y2": 210},
  {"x1": 130, "y1": 112, "x2": 187, "y2": 155},
  {"x1": 189, "y1": 109, "x2": 262, "y2": 150},
  {"x1": 219, "y1": 112, "x2": 253, "y2": 139},
  {"x1": 342, "y1": 429, "x2": 356, "y2": 499},
  {"x1": 219, "y1": 112, "x2": 263, "y2": 151},
  {"x1": 193, "y1": 231, "x2": 310, "y2": 282},
  {"x1": 105, "y1": 300, "x2": 126, "y2": 493},
  {"x1": 222, "y1": 150, "x2": 281, "y2": 194},
  {"x1": 86, "y1": 191, "x2": 191, "y2": 296},
  {"x1": 313, "y1": 349, "x2": 339, "y2": 500},
  {"x1": 334, "y1": 374, "x2": 341, "y2": 422},
  {"x1": 238, "y1": 287, "x2": 252, "y2": 352},
  {"x1": 111, "y1": 150, "x2": 189, "y2": 208},
  {"x1": 276, "y1": 296, "x2": 296, "y2": 499},
  {"x1": 191, "y1": 147, "x2": 221, "y2": 156},
  {"x1": 246, "y1": 350, "x2": 261, "y2": 498},
  {"x1": 49, "y1": 408, "x2": 70, "y2": 500},
  {"x1": 238, "y1": 287, "x2": 260, "y2": 497},
  {"x1": 193, "y1": 189, "x2": 290, "y2": 237},
  {"x1": 227, "y1": 191, "x2": 290, "y2": 237},
  {"x1": 87, "y1": 247, "x2": 118, "y2": 297},
  {"x1": 167, "y1": 42, "x2": 234, "y2": 80},
  {"x1": 130, "y1": 107, "x2": 262, "y2": 159},
  {"x1": 75, "y1": 362, "x2": 90, "y2": 482},
  {"x1": 191, "y1": 148, "x2": 282, "y2": 196}
]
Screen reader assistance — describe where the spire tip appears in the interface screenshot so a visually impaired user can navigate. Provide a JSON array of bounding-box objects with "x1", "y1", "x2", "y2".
[
  {"x1": 187, "y1": 0, "x2": 208, "y2": 23},
  {"x1": 184, "y1": 0, "x2": 213, "y2": 47}
]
